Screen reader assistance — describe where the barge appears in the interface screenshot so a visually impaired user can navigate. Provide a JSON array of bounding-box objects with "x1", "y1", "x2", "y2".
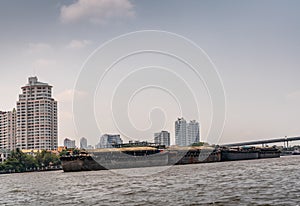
[
  {"x1": 221, "y1": 146, "x2": 281, "y2": 161},
  {"x1": 61, "y1": 146, "x2": 221, "y2": 172},
  {"x1": 60, "y1": 146, "x2": 281, "y2": 172}
]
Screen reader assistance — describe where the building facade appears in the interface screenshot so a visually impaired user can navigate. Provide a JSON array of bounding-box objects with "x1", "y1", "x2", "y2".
[
  {"x1": 80, "y1": 137, "x2": 87, "y2": 149},
  {"x1": 96, "y1": 134, "x2": 123, "y2": 148},
  {"x1": 175, "y1": 118, "x2": 187, "y2": 146},
  {"x1": 187, "y1": 120, "x2": 200, "y2": 146},
  {"x1": 154, "y1": 131, "x2": 170, "y2": 146},
  {"x1": 0, "y1": 109, "x2": 16, "y2": 150},
  {"x1": 63, "y1": 138, "x2": 76, "y2": 148},
  {"x1": 16, "y1": 77, "x2": 58, "y2": 150},
  {"x1": 175, "y1": 118, "x2": 200, "y2": 146}
]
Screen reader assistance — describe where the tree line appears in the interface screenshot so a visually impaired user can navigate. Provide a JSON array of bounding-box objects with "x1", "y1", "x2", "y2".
[{"x1": 0, "y1": 149, "x2": 61, "y2": 173}]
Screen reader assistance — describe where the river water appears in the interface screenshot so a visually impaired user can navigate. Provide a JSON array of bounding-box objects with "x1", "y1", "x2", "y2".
[{"x1": 1, "y1": 156, "x2": 300, "y2": 205}]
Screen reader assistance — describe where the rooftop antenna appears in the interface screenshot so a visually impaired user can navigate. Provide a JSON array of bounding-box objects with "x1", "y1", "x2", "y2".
[{"x1": 33, "y1": 67, "x2": 37, "y2": 77}]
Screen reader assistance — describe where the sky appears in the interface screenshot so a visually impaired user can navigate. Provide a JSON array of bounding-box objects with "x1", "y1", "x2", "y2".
[{"x1": 0, "y1": 0, "x2": 300, "y2": 146}]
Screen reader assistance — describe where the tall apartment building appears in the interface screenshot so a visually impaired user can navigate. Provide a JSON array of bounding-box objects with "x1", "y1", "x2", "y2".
[
  {"x1": 0, "y1": 109, "x2": 16, "y2": 150},
  {"x1": 187, "y1": 120, "x2": 200, "y2": 146},
  {"x1": 175, "y1": 118, "x2": 187, "y2": 146},
  {"x1": 175, "y1": 118, "x2": 200, "y2": 146},
  {"x1": 16, "y1": 77, "x2": 58, "y2": 150},
  {"x1": 154, "y1": 131, "x2": 170, "y2": 146},
  {"x1": 96, "y1": 134, "x2": 123, "y2": 148}
]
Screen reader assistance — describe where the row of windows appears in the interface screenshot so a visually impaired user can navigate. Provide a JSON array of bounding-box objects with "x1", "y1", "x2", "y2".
[
  {"x1": 17, "y1": 105, "x2": 54, "y2": 108},
  {"x1": 20, "y1": 107, "x2": 55, "y2": 109},
  {"x1": 18, "y1": 101, "x2": 56, "y2": 105},
  {"x1": 24, "y1": 89, "x2": 52, "y2": 92}
]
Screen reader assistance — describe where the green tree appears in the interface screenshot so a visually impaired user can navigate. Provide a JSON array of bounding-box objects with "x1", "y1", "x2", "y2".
[
  {"x1": 191, "y1": 142, "x2": 205, "y2": 146},
  {"x1": 35, "y1": 150, "x2": 60, "y2": 167},
  {"x1": 3, "y1": 149, "x2": 37, "y2": 172},
  {"x1": 59, "y1": 149, "x2": 70, "y2": 156},
  {"x1": 72, "y1": 149, "x2": 80, "y2": 155}
]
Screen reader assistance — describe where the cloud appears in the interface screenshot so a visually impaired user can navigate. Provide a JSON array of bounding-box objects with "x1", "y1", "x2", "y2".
[
  {"x1": 67, "y1": 39, "x2": 92, "y2": 49},
  {"x1": 60, "y1": 0, "x2": 134, "y2": 24},
  {"x1": 33, "y1": 58, "x2": 56, "y2": 70},
  {"x1": 27, "y1": 43, "x2": 51, "y2": 54},
  {"x1": 56, "y1": 89, "x2": 88, "y2": 103}
]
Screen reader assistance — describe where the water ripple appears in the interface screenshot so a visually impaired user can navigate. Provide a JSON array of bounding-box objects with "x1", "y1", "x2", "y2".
[{"x1": 0, "y1": 156, "x2": 300, "y2": 205}]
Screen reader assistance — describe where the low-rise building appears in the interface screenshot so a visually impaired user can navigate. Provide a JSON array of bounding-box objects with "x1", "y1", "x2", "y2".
[
  {"x1": 63, "y1": 138, "x2": 76, "y2": 149},
  {"x1": 96, "y1": 134, "x2": 123, "y2": 148},
  {"x1": 154, "y1": 131, "x2": 170, "y2": 146}
]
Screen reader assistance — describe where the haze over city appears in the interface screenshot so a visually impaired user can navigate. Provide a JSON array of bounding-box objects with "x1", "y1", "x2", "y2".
[{"x1": 1, "y1": 0, "x2": 300, "y2": 146}]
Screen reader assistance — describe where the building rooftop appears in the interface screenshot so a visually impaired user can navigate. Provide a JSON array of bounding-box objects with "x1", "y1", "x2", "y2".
[{"x1": 24, "y1": 76, "x2": 50, "y2": 87}]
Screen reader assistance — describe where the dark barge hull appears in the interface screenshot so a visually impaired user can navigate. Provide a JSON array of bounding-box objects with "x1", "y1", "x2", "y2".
[
  {"x1": 60, "y1": 155, "x2": 106, "y2": 172},
  {"x1": 221, "y1": 150, "x2": 259, "y2": 161},
  {"x1": 90, "y1": 151, "x2": 169, "y2": 170},
  {"x1": 61, "y1": 147, "x2": 281, "y2": 172},
  {"x1": 259, "y1": 148, "x2": 281, "y2": 158},
  {"x1": 61, "y1": 147, "x2": 221, "y2": 172},
  {"x1": 221, "y1": 147, "x2": 281, "y2": 161}
]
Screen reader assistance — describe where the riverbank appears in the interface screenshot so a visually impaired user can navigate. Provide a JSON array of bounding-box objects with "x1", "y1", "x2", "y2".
[{"x1": 0, "y1": 165, "x2": 62, "y2": 175}]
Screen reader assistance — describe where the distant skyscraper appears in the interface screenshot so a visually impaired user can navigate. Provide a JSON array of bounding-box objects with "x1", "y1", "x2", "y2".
[
  {"x1": 175, "y1": 118, "x2": 187, "y2": 146},
  {"x1": 80, "y1": 137, "x2": 87, "y2": 149},
  {"x1": 154, "y1": 131, "x2": 170, "y2": 146},
  {"x1": 96, "y1": 134, "x2": 123, "y2": 148},
  {"x1": 64, "y1": 138, "x2": 76, "y2": 148},
  {"x1": 187, "y1": 120, "x2": 200, "y2": 146},
  {"x1": 175, "y1": 118, "x2": 200, "y2": 146},
  {"x1": 16, "y1": 77, "x2": 58, "y2": 150},
  {"x1": 0, "y1": 109, "x2": 16, "y2": 150}
]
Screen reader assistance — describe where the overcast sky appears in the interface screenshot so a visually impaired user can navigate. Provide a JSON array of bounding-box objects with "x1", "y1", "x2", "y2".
[{"x1": 0, "y1": 0, "x2": 300, "y2": 146}]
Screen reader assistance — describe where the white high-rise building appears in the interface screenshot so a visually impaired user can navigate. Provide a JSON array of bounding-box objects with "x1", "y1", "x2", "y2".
[
  {"x1": 175, "y1": 118, "x2": 200, "y2": 146},
  {"x1": 154, "y1": 131, "x2": 170, "y2": 146},
  {"x1": 0, "y1": 109, "x2": 16, "y2": 150},
  {"x1": 16, "y1": 77, "x2": 58, "y2": 150},
  {"x1": 175, "y1": 118, "x2": 187, "y2": 146},
  {"x1": 187, "y1": 120, "x2": 200, "y2": 146}
]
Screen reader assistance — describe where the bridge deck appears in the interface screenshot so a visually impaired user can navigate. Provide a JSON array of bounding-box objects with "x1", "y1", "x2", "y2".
[{"x1": 221, "y1": 136, "x2": 300, "y2": 147}]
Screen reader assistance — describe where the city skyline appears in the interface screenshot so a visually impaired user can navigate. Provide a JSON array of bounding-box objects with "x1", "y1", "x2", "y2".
[
  {"x1": 0, "y1": 75, "x2": 199, "y2": 148},
  {"x1": 1, "y1": 1, "x2": 300, "y2": 146}
]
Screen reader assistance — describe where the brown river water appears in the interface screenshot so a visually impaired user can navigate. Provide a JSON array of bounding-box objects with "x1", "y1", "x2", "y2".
[{"x1": 1, "y1": 156, "x2": 300, "y2": 205}]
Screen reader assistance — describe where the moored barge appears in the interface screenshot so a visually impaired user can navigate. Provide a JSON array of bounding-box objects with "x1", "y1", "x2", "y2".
[
  {"x1": 221, "y1": 146, "x2": 281, "y2": 161},
  {"x1": 60, "y1": 146, "x2": 281, "y2": 172},
  {"x1": 61, "y1": 146, "x2": 221, "y2": 172}
]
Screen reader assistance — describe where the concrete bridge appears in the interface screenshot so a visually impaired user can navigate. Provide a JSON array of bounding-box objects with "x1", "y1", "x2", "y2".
[{"x1": 221, "y1": 136, "x2": 300, "y2": 147}]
